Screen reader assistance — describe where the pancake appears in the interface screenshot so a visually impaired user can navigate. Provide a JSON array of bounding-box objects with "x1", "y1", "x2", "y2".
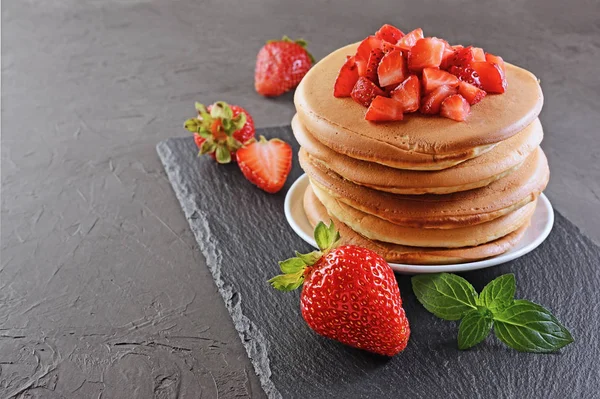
[
  {"x1": 300, "y1": 146, "x2": 548, "y2": 229},
  {"x1": 311, "y1": 183, "x2": 537, "y2": 248},
  {"x1": 304, "y1": 185, "x2": 530, "y2": 265},
  {"x1": 295, "y1": 42, "x2": 544, "y2": 170},
  {"x1": 293, "y1": 115, "x2": 544, "y2": 194}
]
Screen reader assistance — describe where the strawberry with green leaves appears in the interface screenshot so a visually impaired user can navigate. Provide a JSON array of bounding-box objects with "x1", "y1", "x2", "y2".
[
  {"x1": 270, "y1": 222, "x2": 410, "y2": 356},
  {"x1": 184, "y1": 101, "x2": 255, "y2": 164},
  {"x1": 255, "y1": 36, "x2": 314, "y2": 97}
]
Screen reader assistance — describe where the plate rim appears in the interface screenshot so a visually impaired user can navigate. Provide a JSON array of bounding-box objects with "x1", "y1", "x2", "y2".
[{"x1": 284, "y1": 174, "x2": 554, "y2": 274}]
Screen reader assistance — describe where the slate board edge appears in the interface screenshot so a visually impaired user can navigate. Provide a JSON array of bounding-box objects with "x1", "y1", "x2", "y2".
[{"x1": 156, "y1": 140, "x2": 282, "y2": 399}]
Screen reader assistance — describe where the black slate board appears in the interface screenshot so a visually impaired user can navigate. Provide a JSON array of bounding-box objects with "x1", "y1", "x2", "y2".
[{"x1": 157, "y1": 127, "x2": 600, "y2": 399}]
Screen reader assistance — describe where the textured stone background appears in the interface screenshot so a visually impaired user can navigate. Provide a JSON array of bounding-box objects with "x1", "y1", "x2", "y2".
[{"x1": 2, "y1": 0, "x2": 599, "y2": 398}]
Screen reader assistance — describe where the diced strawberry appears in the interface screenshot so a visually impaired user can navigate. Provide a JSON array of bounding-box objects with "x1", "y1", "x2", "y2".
[
  {"x1": 440, "y1": 94, "x2": 470, "y2": 121},
  {"x1": 334, "y1": 56, "x2": 359, "y2": 97},
  {"x1": 420, "y1": 85, "x2": 458, "y2": 114},
  {"x1": 408, "y1": 38, "x2": 445, "y2": 72},
  {"x1": 458, "y1": 81, "x2": 486, "y2": 105},
  {"x1": 375, "y1": 24, "x2": 404, "y2": 43},
  {"x1": 377, "y1": 50, "x2": 408, "y2": 87},
  {"x1": 397, "y1": 28, "x2": 424, "y2": 51},
  {"x1": 440, "y1": 42, "x2": 456, "y2": 70},
  {"x1": 365, "y1": 96, "x2": 404, "y2": 122},
  {"x1": 449, "y1": 46, "x2": 475, "y2": 68},
  {"x1": 472, "y1": 47, "x2": 486, "y2": 62},
  {"x1": 382, "y1": 41, "x2": 404, "y2": 54},
  {"x1": 485, "y1": 53, "x2": 506, "y2": 73},
  {"x1": 422, "y1": 68, "x2": 459, "y2": 93},
  {"x1": 351, "y1": 77, "x2": 385, "y2": 107},
  {"x1": 356, "y1": 36, "x2": 383, "y2": 62},
  {"x1": 390, "y1": 75, "x2": 420, "y2": 113},
  {"x1": 451, "y1": 45, "x2": 464, "y2": 51},
  {"x1": 365, "y1": 48, "x2": 385, "y2": 84},
  {"x1": 472, "y1": 61, "x2": 507, "y2": 93},
  {"x1": 356, "y1": 59, "x2": 367, "y2": 77},
  {"x1": 448, "y1": 65, "x2": 482, "y2": 88}
]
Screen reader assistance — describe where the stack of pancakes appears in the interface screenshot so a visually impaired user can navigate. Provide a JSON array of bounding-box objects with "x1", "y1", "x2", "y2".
[{"x1": 292, "y1": 43, "x2": 548, "y2": 265}]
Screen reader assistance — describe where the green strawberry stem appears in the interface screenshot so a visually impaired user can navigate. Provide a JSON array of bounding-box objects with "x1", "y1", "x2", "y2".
[
  {"x1": 267, "y1": 35, "x2": 315, "y2": 64},
  {"x1": 183, "y1": 101, "x2": 246, "y2": 164},
  {"x1": 269, "y1": 221, "x2": 340, "y2": 291}
]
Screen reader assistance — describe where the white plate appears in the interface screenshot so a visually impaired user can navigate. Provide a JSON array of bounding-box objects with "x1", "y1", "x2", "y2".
[{"x1": 284, "y1": 174, "x2": 554, "y2": 274}]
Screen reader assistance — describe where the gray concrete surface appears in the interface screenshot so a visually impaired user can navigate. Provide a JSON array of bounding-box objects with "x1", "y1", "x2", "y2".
[{"x1": 1, "y1": 0, "x2": 599, "y2": 398}]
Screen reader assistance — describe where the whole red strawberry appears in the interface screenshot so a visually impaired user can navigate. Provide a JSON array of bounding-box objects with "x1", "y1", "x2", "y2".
[
  {"x1": 255, "y1": 36, "x2": 314, "y2": 97},
  {"x1": 269, "y1": 222, "x2": 410, "y2": 356},
  {"x1": 184, "y1": 101, "x2": 255, "y2": 163}
]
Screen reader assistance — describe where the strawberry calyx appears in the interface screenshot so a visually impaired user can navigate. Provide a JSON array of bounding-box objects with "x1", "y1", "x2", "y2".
[
  {"x1": 269, "y1": 221, "x2": 340, "y2": 291},
  {"x1": 183, "y1": 101, "x2": 247, "y2": 164},
  {"x1": 267, "y1": 35, "x2": 315, "y2": 64}
]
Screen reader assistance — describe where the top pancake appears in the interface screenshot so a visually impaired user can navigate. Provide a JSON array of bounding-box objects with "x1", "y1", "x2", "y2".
[{"x1": 295, "y1": 43, "x2": 544, "y2": 170}]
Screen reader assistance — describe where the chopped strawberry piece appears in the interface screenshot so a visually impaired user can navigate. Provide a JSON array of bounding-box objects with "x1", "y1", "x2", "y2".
[
  {"x1": 422, "y1": 68, "x2": 459, "y2": 93},
  {"x1": 420, "y1": 85, "x2": 458, "y2": 114},
  {"x1": 451, "y1": 45, "x2": 464, "y2": 50},
  {"x1": 408, "y1": 38, "x2": 445, "y2": 72},
  {"x1": 334, "y1": 56, "x2": 359, "y2": 97},
  {"x1": 375, "y1": 24, "x2": 404, "y2": 43},
  {"x1": 448, "y1": 65, "x2": 482, "y2": 88},
  {"x1": 472, "y1": 61, "x2": 507, "y2": 93},
  {"x1": 485, "y1": 53, "x2": 506, "y2": 73},
  {"x1": 440, "y1": 94, "x2": 470, "y2": 121},
  {"x1": 356, "y1": 58, "x2": 367, "y2": 77},
  {"x1": 440, "y1": 42, "x2": 456, "y2": 70},
  {"x1": 448, "y1": 46, "x2": 475, "y2": 68},
  {"x1": 365, "y1": 48, "x2": 385, "y2": 84},
  {"x1": 472, "y1": 47, "x2": 486, "y2": 62},
  {"x1": 365, "y1": 96, "x2": 404, "y2": 122},
  {"x1": 382, "y1": 41, "x2": 404, "y2": 54},
  {"x1": 351, "y1": 77, "x2": 385, "y2": 107},
  {"x1": 397, "y1": 28, "x2": 424, "y2": 51},
  {"x1": 377, "y1": 50, "x2": 408, "y2": 87},
  {"x1": 356, "y1": 36, "x2": 383, "y2": 63},
  {"x1": 458, "y1": 81, "x2": 486, "y2": 105},
  {"x1": 390, "y1": 75, "x2": 421, "y2": 113}
]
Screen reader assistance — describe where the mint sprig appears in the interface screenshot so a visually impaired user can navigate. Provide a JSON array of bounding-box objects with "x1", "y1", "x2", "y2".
[{"x1": 412, "y1": 273, "x2": 574, "y2": 353}]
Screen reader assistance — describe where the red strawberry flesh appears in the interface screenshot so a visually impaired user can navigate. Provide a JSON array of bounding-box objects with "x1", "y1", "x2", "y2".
[
  {"x1": 365, "y1": 96, "x2": 404, "y2": 122},
  {"x1": 351, "y1": 77, "x2": 386, "y2": 107},
  {"x1": 422, "y1": 68, "x2": 459, "y2": 93},
  {"x1": 440, "y1": 94, "x2": 471, "y2": 121},
  {"x1": 472, "y1": 61, "x2": 507, "y2": 93},
  {"x1": 390, "y1": 75, "x2": 421, "y2": 113},
  {"x1": 375, "y1": 24, "x2": 405, "y2": 43},
  {"x1": 420, "y1": 84, "x2": 458, "y2": 114},
  {"x1": 377, "y1": 50, "x2": 408, "y2": 87},
  {"x1": 408, "y1": 38, "x2": 445, "y2": 72},
  {"x1": 334, "y1": 56, "x2": 359, "y2": 97}
]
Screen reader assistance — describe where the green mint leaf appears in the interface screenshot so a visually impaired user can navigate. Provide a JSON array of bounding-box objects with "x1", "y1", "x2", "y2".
[
  {"x1": 478, "y1": 274, "x2": 516, "y2": 313},
  {"x1": 458, "y1": 308, "x2": 493, "y2": 350},
  {"x1": 279, "y1": 257, "x2": 305, "y2": 274},
  {"x1": 411, "y1": 273, "x2": 478, "y2": 320},
  {"x1": 493, "y1": 299, "x2": 574, "y2": 353},
  {"x1": 295, "y1": 251, "x2": 321, "y2": 266},
  {"x1": 268, "y1": 270, "x2": 304, "y2": 292},
  {"x1": 215, "y1": 145, "x2": 231, "y2": 164}
]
